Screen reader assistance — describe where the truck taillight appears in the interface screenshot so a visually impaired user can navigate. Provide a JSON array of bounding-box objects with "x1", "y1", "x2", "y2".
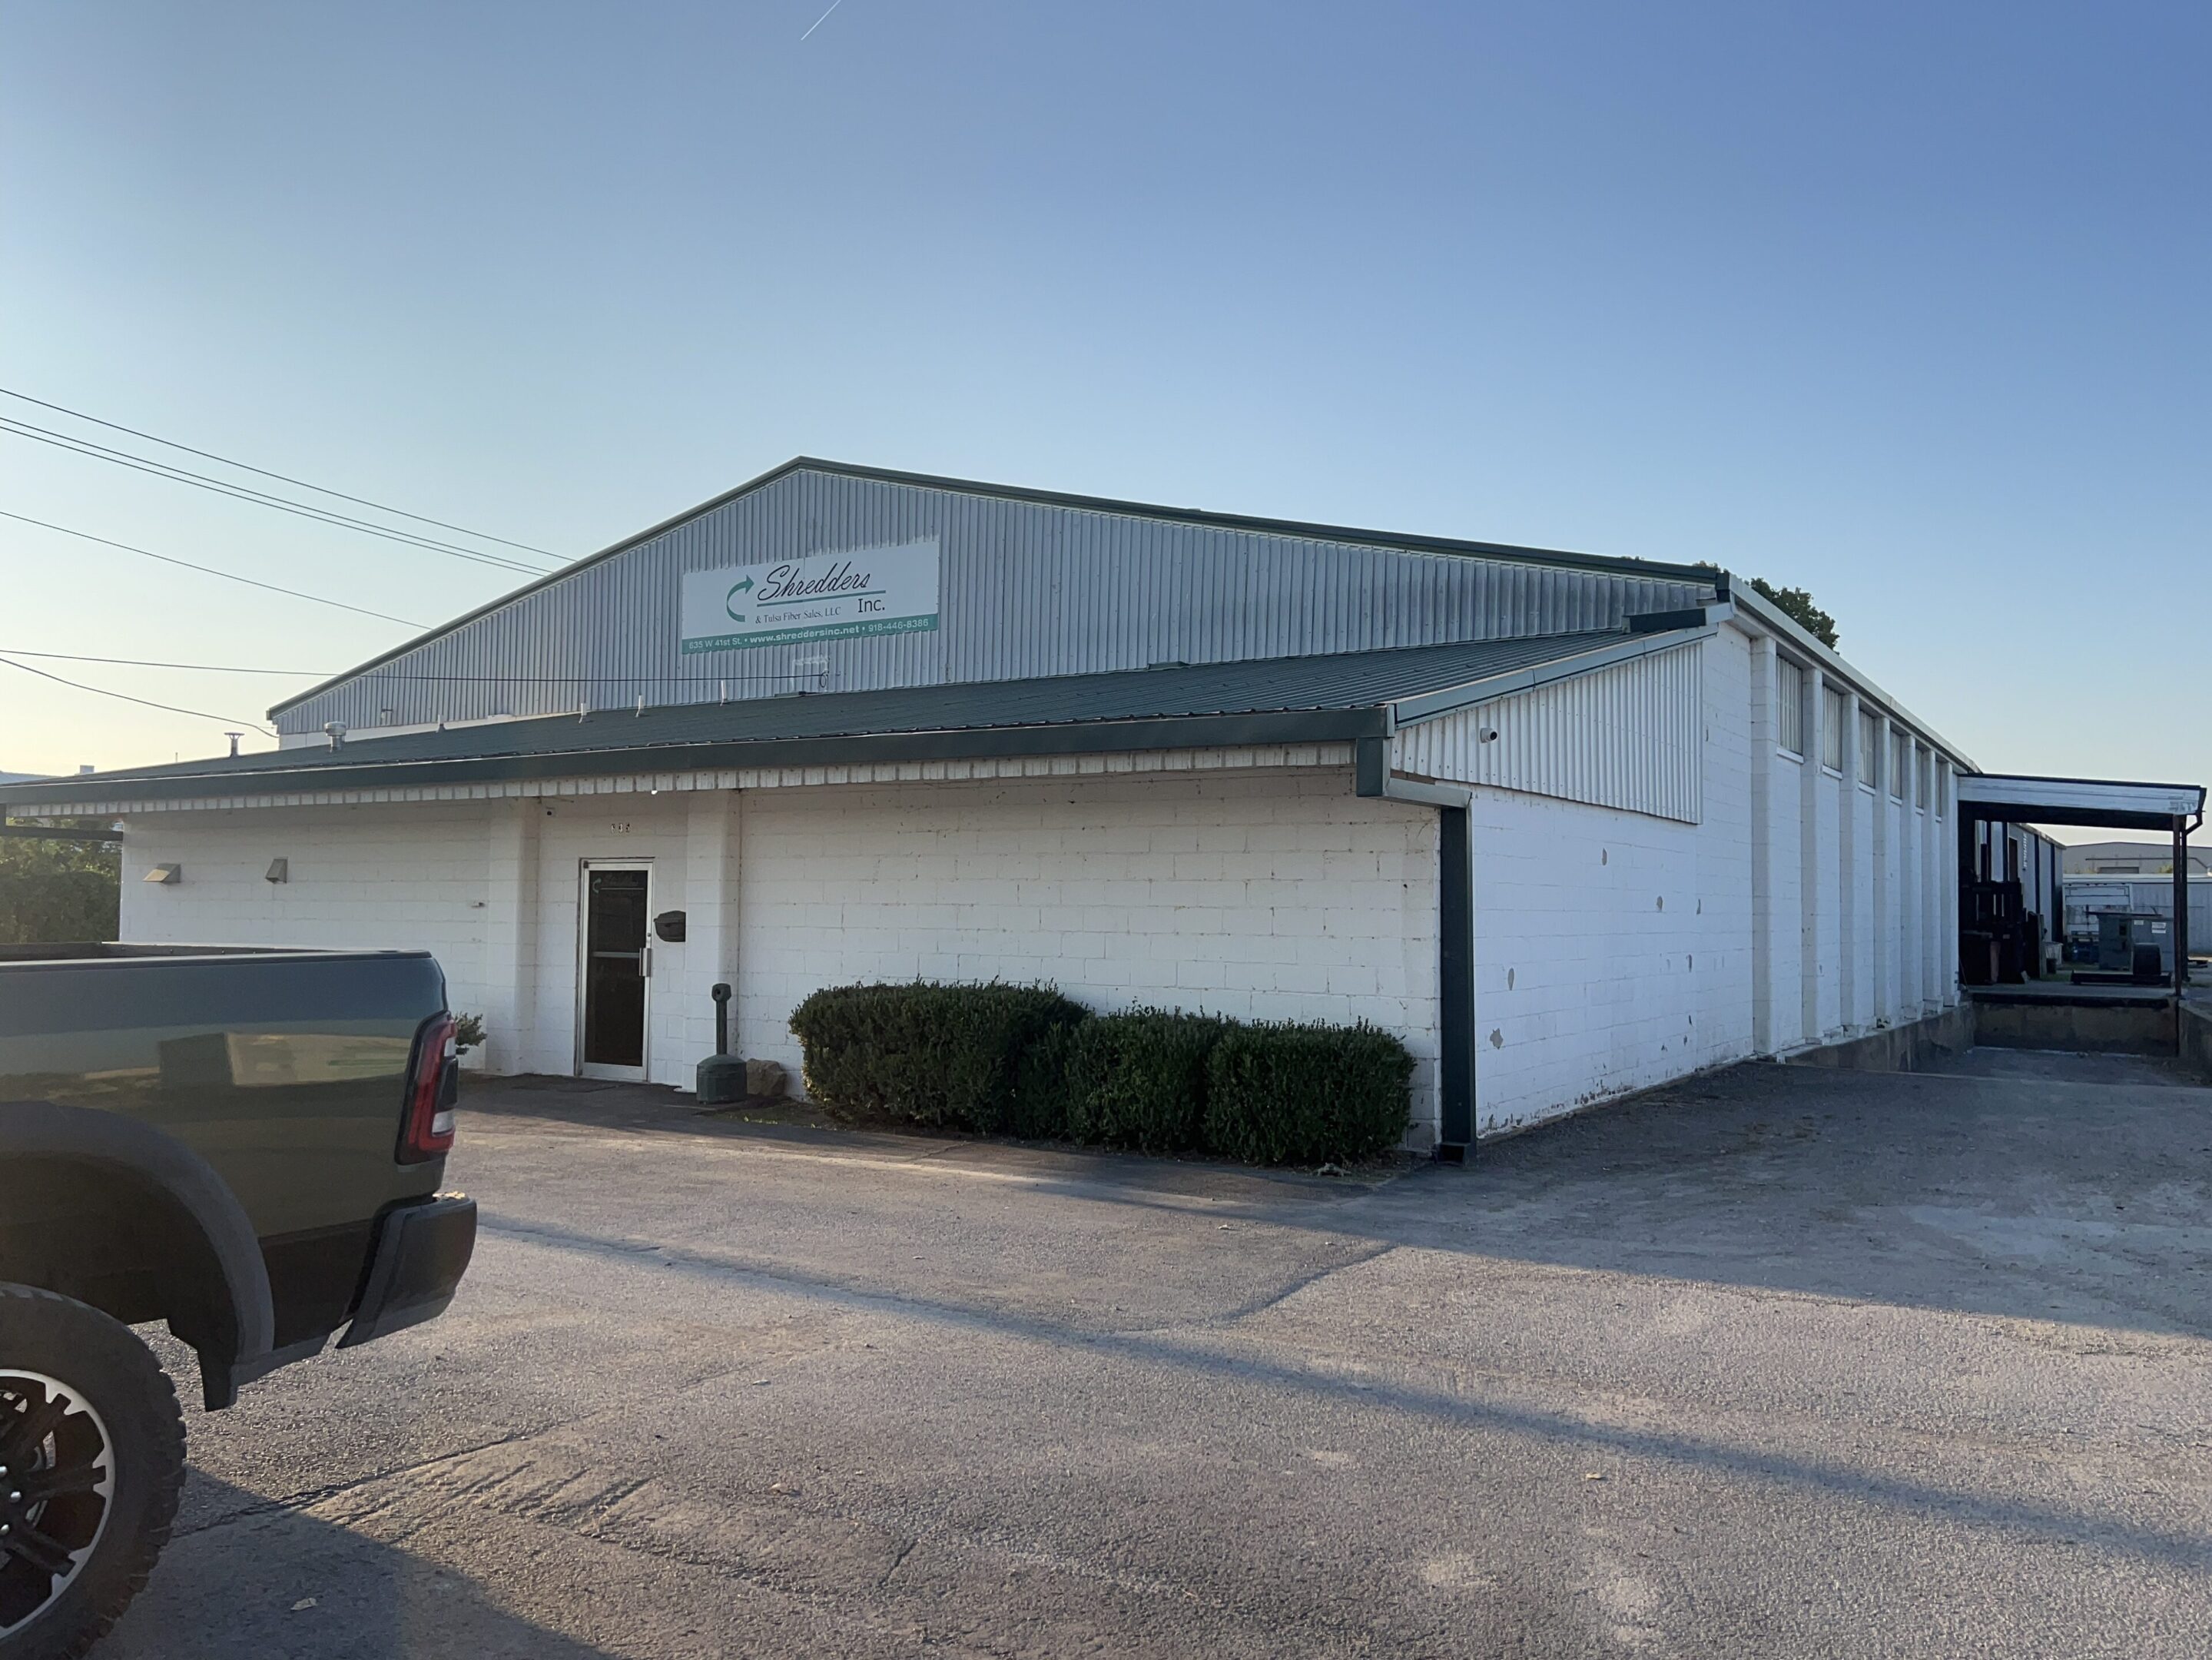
[{"x1": 400, "y1": 1012, "x2": 459, "y2": 1163}]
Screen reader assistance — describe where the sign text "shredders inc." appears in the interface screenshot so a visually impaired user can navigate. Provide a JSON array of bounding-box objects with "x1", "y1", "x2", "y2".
[{"x1": 678, "y1": 538, "x2": 940, "y2": 654}]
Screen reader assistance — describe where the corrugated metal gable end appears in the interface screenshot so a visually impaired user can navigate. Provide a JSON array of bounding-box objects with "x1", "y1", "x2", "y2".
[
  {"x1": 1396, "y1": 641, "x2": 1705, "y2": 824},
  {"x1": 275, "y1": 465, "x2": 1716, "y2": 735}
]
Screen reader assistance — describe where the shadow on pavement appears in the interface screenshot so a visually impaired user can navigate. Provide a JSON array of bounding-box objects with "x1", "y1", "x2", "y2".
[
  {"x1": 473, "y1": 1203, "x2": 2212, "y2": 1575},
  {"x1": 464, "y1": 1058, "x2": 2212, "y2": 1340},
  {"x1": 96, "y1": 1473, "x2": 615, "y2": 1660}
]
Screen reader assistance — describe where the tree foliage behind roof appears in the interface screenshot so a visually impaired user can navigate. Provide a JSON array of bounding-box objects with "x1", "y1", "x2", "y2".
[
  {"x1": 0, "y1": 824, "x2": 119, "y2": 944},
  {"x1": 1749, "y1": 578, "x2": 1839, "y2": 649}
]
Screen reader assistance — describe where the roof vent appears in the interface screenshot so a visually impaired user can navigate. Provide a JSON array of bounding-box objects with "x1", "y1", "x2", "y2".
[{"x1": 323, "y1": 722, "x2": 347, "y2": 750}]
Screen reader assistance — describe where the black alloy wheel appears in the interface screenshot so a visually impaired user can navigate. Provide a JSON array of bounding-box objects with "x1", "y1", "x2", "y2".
[
  {"x1": 0, "y1": 1373, "x2": 114, "y2": 1639},
  {"x1": 0, "y1": 1287, "x2": 184, "y2": 1660}
]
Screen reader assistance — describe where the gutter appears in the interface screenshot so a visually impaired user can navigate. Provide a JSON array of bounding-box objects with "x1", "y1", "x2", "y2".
[
  {"x1": 1355, "y1": 735, "x2": 1476, "y2": 1161},
  {"x1": 0, "y1": 707, "x2": 1391, "y2": 813}
]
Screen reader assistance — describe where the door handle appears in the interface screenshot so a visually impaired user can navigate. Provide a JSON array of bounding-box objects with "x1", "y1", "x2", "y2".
[{"x1": 643, "y1": 945, "x2": 652, "y2": 979}]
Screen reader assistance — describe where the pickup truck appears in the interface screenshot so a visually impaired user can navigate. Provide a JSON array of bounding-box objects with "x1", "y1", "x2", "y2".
[{"x1": 0, "y1": 945, "x2": 477, "y2": 1659}]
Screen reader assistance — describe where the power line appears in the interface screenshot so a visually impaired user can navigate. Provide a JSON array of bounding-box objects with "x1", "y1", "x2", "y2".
[
  {"x1": 0, "y1": 417, "x2": 552, "y2": 576},
  {"x1": 0, "y1": 646, "x2": 818, "y2": 686},
  {"x1": 0, "y1": 649, "x2": 325, "y2": 676},
  {"x1": 0, "y1": 417, "x2": 549, "y2": 575},
  {"x1": 0, "y1": 385, "x2": 559, "y2": 559},
  {"x1": 0, "y1": 510, "x2": 427, "y2": 628},
  {"x1": 0, "y1": 654, "x2": 272, "y2": 733},
  {"x1": 0, "y1": 414, "x2": 552, "y2": 575}
]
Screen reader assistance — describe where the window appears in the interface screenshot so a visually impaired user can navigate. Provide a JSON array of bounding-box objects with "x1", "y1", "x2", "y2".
[
  {"x1": 1933, "y1": 758, "x2": 1945, "y2": 818},
  {"x1": 1776, "y1": 659, "x2": 1806, "y2": 755},
  {"x1": 1857, "y1": 709, "x2": 1880, "y2": 786},
  {"x1": 1891, "y1": 729, "x2": 1909, "y2": 798},
  {"x1": 1821, "y1": 685, "x2": 1846, "y2": 772},
  {"x1": 1916, "y1": 745, "x2": 1932, "y2": 810}
]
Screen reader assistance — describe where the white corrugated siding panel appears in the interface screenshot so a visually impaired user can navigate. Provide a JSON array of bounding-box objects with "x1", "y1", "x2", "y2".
[
  {"x1": 278, "y1": 470, "x2": 1712, "y2": 735},
  {"x1": 1394, "y1": 642, "x2": 1704, "y2": 823}
]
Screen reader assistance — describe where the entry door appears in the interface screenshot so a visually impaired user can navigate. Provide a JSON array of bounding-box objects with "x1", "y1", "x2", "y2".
[{"x1": 579, "y1": 862, "x2": 652, "y2": 1081}]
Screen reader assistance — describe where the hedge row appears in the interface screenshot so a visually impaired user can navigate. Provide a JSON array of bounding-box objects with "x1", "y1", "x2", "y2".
[
  {"x1": 787, "y1": 981, "x2": 1086, "y2": 1134},
  {"x1": 788, "y1": 982, "x2": 1411, "y2": 1167}
]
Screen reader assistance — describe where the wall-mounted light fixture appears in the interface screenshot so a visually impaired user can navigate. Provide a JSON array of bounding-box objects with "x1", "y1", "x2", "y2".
[
  {"x1": 265, "y1": 858, "x2": 289, "y2": 884},
  {"x1": 143, "y1": 864, "x2": 182, "y2": 885}
]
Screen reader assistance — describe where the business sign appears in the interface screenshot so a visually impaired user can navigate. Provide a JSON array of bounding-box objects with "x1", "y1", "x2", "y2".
[{"x1": 678, "y1": 538, "x2": 940, "y2": 655}]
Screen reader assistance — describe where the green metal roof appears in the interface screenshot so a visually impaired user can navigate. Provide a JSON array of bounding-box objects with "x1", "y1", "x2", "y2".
[{"x1": 0, "y1": 627, "x2": 1702, "y2": 810}]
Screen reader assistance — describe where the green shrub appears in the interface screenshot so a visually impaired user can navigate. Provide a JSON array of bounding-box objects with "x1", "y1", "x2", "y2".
[
  {"x1": 1064, "y1": 1008, "x2": 1229, "y2": 1152},
  {"x1": 788, "y1": 981, "x2": 1088, "y2": 1132},
  {"x1": 1008, "y1": 1017, "x2": 1084, "y2": 1139},
  {"x1": 1202, "y1": 1021, "x2": 1413, "y2": 1166}
]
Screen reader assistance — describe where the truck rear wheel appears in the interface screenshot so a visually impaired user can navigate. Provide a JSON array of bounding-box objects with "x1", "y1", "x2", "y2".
[{"x1": 0, "y1": 1286, "x2": 184, "y2": 1660}]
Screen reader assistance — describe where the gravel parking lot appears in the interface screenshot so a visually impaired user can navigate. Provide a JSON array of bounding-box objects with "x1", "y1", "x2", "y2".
[{"x1": 103, "y1": 1054, "x2": 2212, "y2": 1658}]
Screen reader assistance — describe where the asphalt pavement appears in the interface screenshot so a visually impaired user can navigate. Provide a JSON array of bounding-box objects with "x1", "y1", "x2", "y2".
[{"x1": 101, "y1": 1054, "x2": 2212, "y2": 1658}]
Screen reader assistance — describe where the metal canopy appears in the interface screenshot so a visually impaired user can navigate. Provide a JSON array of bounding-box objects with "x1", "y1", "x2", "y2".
[
  {"x1": 1955, "y1": 772, "x2": 2204, "y2": 991},
  {"x1": 1955, "y1": 773, "x2": 2204, "y2": 832}
]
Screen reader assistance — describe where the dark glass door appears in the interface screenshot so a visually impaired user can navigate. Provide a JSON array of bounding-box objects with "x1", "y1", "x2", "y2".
[{"x1": 582, "y1": 866, "x2": 649, "y2": 1071}]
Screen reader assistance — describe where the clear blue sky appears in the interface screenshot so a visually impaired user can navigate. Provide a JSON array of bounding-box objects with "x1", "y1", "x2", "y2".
[{"x1": 2, "y1": 2, "x2": 2204, "y2": 838}]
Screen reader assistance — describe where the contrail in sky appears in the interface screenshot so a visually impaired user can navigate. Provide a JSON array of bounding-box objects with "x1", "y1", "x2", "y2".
[{"x1": 800, "y1": 0, "x2": 846, "y2": 40}]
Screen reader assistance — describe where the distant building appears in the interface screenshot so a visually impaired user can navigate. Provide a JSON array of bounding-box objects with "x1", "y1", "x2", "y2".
[
  {"x1": 2063, "y1": 875, "x2": 2212, "y2": 954},
  {"x1": 2061, "y1": 838, "x2": 2210, "y2": 877}
]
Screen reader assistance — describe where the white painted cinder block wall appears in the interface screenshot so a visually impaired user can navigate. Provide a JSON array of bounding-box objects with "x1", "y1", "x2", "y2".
[
  {"x1": 1464, "y1": 788, "x2": 1754, "y2": 1134},
  {"x1": 1428, "y1": 622, "x2": 1959, "y2": 1134},
  {"x1": 1448, "y1": 626, "x2": 1756, "y2": 1134},
  {"x1": 118, "y1": 803, "x2": 500, "y2": 1032},
  {"x1": 731, "y1": 772, "x2": 1444, "y2": 1137},
  {"x1": 115, "y1": 770, "x2": 1449, "y2": 1137}
]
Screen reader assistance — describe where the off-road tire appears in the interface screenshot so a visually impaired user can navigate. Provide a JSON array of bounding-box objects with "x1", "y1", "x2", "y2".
[{"x1": 0, "y1": 1286, "x2": 185, "y2": 1660}]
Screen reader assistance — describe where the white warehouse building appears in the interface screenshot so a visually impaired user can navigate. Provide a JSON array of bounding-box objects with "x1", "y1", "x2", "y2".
[{"x1": 6, "y1": 460, "x2": 2013, "y2": 1153}]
